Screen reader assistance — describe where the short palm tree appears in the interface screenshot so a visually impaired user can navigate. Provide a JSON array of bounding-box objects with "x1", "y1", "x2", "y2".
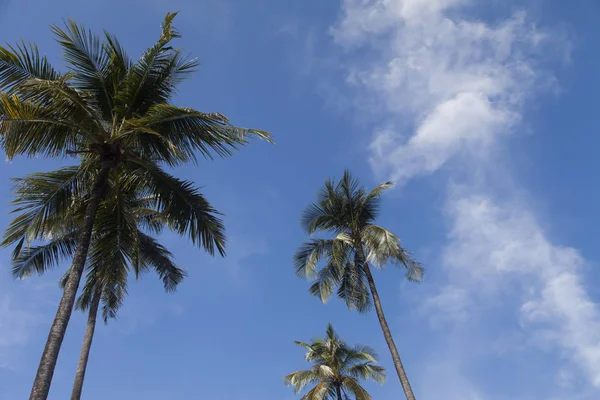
[
  {"x1": 0, "y1": 13, "x2": 270, "y2": 399},
  {"x1": 7, "y1": 166, "x2": 210, "y2": 399},
  {"x1": 294, "y1": 170, "x2": 423, "y2": 400},
  {"x1": 285, "y1": 324, "x2": 385, "y2": 400}
]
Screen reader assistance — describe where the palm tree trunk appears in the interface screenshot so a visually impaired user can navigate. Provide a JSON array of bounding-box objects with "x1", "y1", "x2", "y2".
[
  {"x1": 70, "y1": 286, "x2": 101, "y2": 400},
  {"x1": 30, "y1": 166, "x2": 111, "y2": 400},
  {"x1": 360, "y1": 252, "x2": 416, "y2": 400},
  {"x1": 336, "y1": 385, "x2": 344, "y2": 400}
]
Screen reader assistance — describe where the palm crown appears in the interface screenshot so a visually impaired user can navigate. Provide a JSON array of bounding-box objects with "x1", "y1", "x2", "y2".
[
  {"x1": 0, "y1": 12, "x2": 270, "y2": 165},
  {"x1": 294, "y1": 170, "x2": 423, "y2": 311},
  {"x1": 285, "y1": 324, "x2": 385, "y2": 400},
  {"x1": 5, "y1": 165, "x2": 210, "y2": 321}
]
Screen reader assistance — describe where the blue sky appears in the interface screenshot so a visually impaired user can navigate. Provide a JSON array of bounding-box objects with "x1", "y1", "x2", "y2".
[{"x1": 0, "y1": 0, "x2": 599, "y2": 399}]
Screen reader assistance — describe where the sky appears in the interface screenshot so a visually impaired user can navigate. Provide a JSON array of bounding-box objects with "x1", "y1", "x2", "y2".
[{"x1": 0, "y1": 0, "x2": 599, "y2": 399}]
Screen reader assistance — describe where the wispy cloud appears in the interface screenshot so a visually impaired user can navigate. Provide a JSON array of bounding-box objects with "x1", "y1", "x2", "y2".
[
  {"x1": 444, "y1": 193, "x2": 600, "y2": 387},
  {"x1": 328, "y1": 0, "x2": 598, "y2": 397},
  {"x1": 331, "y1": 0, "x2": 562, "y2": 184}
]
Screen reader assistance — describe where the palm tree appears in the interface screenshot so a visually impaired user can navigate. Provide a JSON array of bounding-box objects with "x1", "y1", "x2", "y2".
[
  {"x1": 7, "y1": 166, "x2": 212, "y2": 399},
  {"x1": 294, "y1": 170, "x2": 423, "y2": 400},
  {"x1": 0, "y1": 13, "x2": 270, "y2": 399},
  {"x1": 285, "y1": 324, "x2": 385, "y2": 400}
]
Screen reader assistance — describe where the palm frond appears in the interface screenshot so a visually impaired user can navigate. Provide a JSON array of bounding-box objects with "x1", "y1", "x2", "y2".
[
  {"x1": 116, "y1": 12, "x2": 185, "y2": 118},
  {"x1": 308, "y1": 259, "x2": 343, "y2": 303},
  {"x1": 337, "y1": 259, "x2": 371, "y2": 312},
  {"x1": 366, "y1": 181, "x2": 393, "y2": 200},
  {"x1": 294, "y1": 239, "x2": 335, "y2": 279},
  {"x1": 341, "y1": 377, "x2": 371, "y2": 400},
  {"x1": 51, "y1": 19, "x2": 114, "y2": 119},
  {"x1": 2, "y1": 166, "x2": 91, "y2": 252},
  {"x1": 301, "y1": 381, "x2": 330, "y2": 400},
  {"x1": 126, "y1": 159, "x2": 226, "y2": 256},
  {"x1": 11, "y1": 231, "x2": 78, "y2": 279},
  {"x1": 0, "y1": 40, "x2": 58, "y2": 93},
  {"x1": 121, "y1": 104, "x2": 270, "y2": 165},
  {"x1": 137, "y1": 231, "x2": 185, "y2": 292},
  {"x1": 363, "y1": 224, "x2": 423, "y2": 281},
  {"x1": 284, "y1": 369, "x2": 320, "y2": 394},
  {"x1": 347, "y1": 362, "x2": 386, "y2": 385},
  {"x1": 0, "y1": 93, "x2": 83, "y2": 158}
]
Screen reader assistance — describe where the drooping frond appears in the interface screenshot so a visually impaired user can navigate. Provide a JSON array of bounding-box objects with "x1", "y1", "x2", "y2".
[
  {"x1": 126, "y1": 159, "x2": 226, "y2": 256},
  {"x1": 308, "y1": 258, "x2": 343, "y2": 303},
  {"x1": 337, "y1": 258, "x2": 371, "y2": 312},
  {"x1": 341, "y1": 377, "x2": 372, "y2": 400},
  {"x1": 2, "y1": 165, "x2": 91, "y2": 254},
  {"x1": 11, "y1": 231, "x2": 78, "y2": 279},
  {"x1": 137, "y1": 231, "x2": 185, "y2": 292},
  {"x1": 294, "y1": 239, "x2": 335, "y2": 279},
  {"x1": 363, "y1": 224, "x2": 424, "y2": 281},
  {"x1": 284, "y1": 369, "x2": 320, "y2": 394},
  {"x1": 300, "y1": 381, "x2": 331, "y2": 400}
]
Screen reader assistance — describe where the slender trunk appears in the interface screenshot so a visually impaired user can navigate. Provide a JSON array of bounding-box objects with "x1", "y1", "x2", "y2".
[
  {"x1": 359, "y1": 249, "x2": 416, "y2": 400},
  {"x1": 70, "y1": 286, "x2": 101, "y2": 400},
  {"x1": 30, "y1": 166, "x2": 111, "y2": 400},
  {"x1": 336, "y1": 385, "x2": 344, "y2": 400}
]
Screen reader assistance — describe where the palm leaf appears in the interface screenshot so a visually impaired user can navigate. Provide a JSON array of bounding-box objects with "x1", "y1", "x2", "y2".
[
  {"x1": 11, "y1": 231, "x2": 78, "y2": 278},
  {"x1": 0, "y1": 40, "x2": 58, "y2": 93}
]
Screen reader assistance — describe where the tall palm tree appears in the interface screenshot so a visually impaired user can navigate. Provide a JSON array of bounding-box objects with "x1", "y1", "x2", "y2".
[
  {"x1": 294, "y1": 171, "x2": 423, "y2": 400},
  {"x1": 0, "y1": 13, "x2": 270, "y2": 399},
  {"x1": 8, "y1": 167, "x2": 211, "y2": 399},
  {"x1": 285, "y1": 324, "x2": 385, "y2": 400}
]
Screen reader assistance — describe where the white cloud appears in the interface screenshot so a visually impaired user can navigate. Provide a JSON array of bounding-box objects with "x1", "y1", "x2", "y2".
[
  {"x1": 332, "y1": 0, "x2": 557, "y2": 183},
  {"x1": 328, "y1": 0, "x2": 598, "y2": 396},
  {"x1": 444, "y1": 194, "x2": 600, "y2": 386}
]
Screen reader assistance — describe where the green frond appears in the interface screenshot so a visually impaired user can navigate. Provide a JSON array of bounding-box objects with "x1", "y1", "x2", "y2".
[
  {"x1": 347, "y1": 362, "x2": 386, "y2": 385},
  {"x1": 0, "y1": 93, "x2": 83, "y2": 158},
  {"x1": 121, "y1": 104, "x2": 270, "y2": 165},
  {"x1": 294, "y1": 239, "x2": 335, "y2": 279},
  {"x1": 301, "y1": 381, "x2": 330, "y2": 400},
  {"x1": 115, "y1": 11, "x2": 187, "y2": 118},
  {"x1": 293, "y1": 341, "x2": 314, "y2": 353},
  {"x1": 337, "y1": 260, "x2": 371, "y2": 312},
  {"x1": 99, "y1": 277, "x2": 128, "y2": 322},
  {"x1": 341, "y1": 377, "x2": 371, "y2": 400},
  {"x1": 0, "y1": 40, "x2": 58, "y2": 93},
  {"x1": 346, "y1": 345, "x2": 378, "y2": 363},
  {"x1": 363, "y1": 224, "x2": 424, "y2": 281},
  {"x1": 2, "y1": 166, "x2": 90, "y2": 251},
  {"x1": 126, "y1": 159, "x2": 226, "y2": 256},
  {"x1": 308, "y1": 259, "x2": 343, "y2": 303},
  {"x1": 11, "y1": 231, "x2": 78, "y2": 279},
  {"x1": 366, "y1": 181, "x2": 393, "y2": 200},
  {"x1": 18, "y1": 76, "x2": 104, "y2": 130},
  {"x1": 137, "y1": 231, "x2": 185, "y2": 292},
  {"x1": 284, "y1": 369, "x2": 320, "y2": 394},
  {"x1": 51, "y1": 18, "x2": 114, "y2": 119}
]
